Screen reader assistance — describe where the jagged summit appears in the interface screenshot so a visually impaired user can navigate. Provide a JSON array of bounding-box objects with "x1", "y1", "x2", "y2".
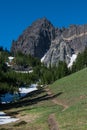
[
  {"x1": 11, "y1": 17, "x2": 55, "y2": 58},
  {"x1": 31, "y1": 17, "x2": 53, "y2": 26},
  {"x1": 11, "y1": 18, "x2": 87, "y2": 67}
]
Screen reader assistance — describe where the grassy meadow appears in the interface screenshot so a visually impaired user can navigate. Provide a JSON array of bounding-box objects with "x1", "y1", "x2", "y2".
[{"x1": 1, "y1": 68, "x2": 87, "y2": 130}]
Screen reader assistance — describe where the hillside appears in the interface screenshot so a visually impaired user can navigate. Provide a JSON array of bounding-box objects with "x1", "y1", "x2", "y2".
[
  {"x1": 50, "y1": 67, "x2": 87, "y2": 106},
  {"x1": 49, "y1": 68, "x2": 87, "y2": 129},
  {"x1": 1, "y1": 68, "x2": 87, "y2": 130}
]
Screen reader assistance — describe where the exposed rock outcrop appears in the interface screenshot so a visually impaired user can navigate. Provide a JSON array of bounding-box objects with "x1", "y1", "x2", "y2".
[
  {"x1": 41, "y1": 24, "x2": 87, "y2": 67},
  {"x1": 43, "y1": 39, "x2": 72, "y2": 67},
  {"x1": 11, "y1": 17, "x2": 55, "y2": 59},
  {"x1": 11, "y1": 18, "x2": 87, "y2": 67}
]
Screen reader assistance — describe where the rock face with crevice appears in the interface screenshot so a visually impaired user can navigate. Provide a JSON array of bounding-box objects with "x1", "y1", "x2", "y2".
[
  {"x1": 43, "y1": 40, "x2": 72, "y2": 67},
  {"x1": 11, "y1": 18, "x2": 87, "y2": 67},
  {"x1": 11, "y1": 18, "x2": 55, "y2": 59}
]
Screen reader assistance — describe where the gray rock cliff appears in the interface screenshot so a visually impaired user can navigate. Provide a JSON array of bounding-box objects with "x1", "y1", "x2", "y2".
[
  {"x1": 11, "y1": 18, "x2": 87, "y2": 67},
  {"x1": 11, "y1": 17, "x2": 55, "y2": 59},
  {"x1": 42, "y1": 24, "x2": 87, "y2": 67}
]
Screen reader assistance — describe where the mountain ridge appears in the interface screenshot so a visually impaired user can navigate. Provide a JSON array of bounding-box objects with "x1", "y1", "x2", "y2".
[{"x1": 11, "y1": 18, "x2": 87, "y2": 67}]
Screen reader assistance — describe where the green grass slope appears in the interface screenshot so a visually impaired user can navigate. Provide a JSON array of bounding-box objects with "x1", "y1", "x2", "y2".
[
  {"x1": 50, "y1": 68, "x2": 87, "y2": 106},
  {"x1": 49, "y1": 68, "x2": 87, "y2": 130},
  {"x1": 1, "y1": 68, "x2": 87, "y2": 130}
]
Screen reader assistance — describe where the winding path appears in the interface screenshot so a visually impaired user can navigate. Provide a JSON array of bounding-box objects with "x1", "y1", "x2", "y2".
[
  {"x1": 45, "y1": 88, "x2": 68, "y2": 111},
  {"x1": 48, "y1": 113, "x2": 59, "y2": 130},
  {"x1": 45, "y1": 88, "x2": 69, "y2": 130}
]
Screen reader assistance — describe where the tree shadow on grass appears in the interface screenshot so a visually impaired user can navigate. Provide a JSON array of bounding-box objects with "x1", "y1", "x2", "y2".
[{"x1": 0, "y1": 88, "x2": 63, "y2": 111}]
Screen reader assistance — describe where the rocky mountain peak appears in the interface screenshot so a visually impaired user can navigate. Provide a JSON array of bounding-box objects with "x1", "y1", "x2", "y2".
[
  {"x1": 11, "y1": 17, "x2": 56, "y2": 58},
  {"x1": 11, "y1": 18, "x2": 87, "y2": 67}
]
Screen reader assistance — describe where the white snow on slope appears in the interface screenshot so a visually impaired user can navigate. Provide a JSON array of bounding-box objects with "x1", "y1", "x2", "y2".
[
  {"x1": 8, "y1": 56, "x2": 14, "y2": 63},
  {"x1": 0, "y1": 84, "x2": 38, "y2": 125},
  {"x1": 41, "y1": 54, "x2": 46, "y2": 62},
  {"x1": 15, "y1": 70, "x2": 33, "y2": 73},
  {"x1": 19, "y1": 84, "x2": 37, "y2": 97},
  {"x1": 0, "y1": 118, "x2": 19, "y2": 125},
  {"x1": 0, "y1": 112, "x2": 6, "y2": 116},
  {"x1": 1, "y1": 84, "x2": 38, "y2": 104},
  {"x1": 68, "y1": 54, "x2": 77, "y2": 68},
  {"x1": 0, "y1": 112, "x2": 19, "y2": 125}
]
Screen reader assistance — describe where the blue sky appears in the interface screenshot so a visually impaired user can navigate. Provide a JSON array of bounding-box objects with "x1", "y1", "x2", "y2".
[{"x1": 0, "y1": 0, "x2": 87, "y2": 50}]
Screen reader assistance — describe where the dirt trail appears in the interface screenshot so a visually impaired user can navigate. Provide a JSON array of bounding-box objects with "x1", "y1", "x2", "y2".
[
  {"x1": 45, "y1": 88, "x2": 69, "y2": 130},
  {"x1": 45, "y1": 88, "x2": 68, "y2": 111},
  {"x1": 48, "y1": 113, "x2": 59, "y2": 130},
  {"x1": 52, "y1": 99, "x2": 68, "y2": 111}
]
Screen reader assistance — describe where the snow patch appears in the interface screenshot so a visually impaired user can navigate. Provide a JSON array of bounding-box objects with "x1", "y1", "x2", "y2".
[
  {"x1": 68, "y1": 54, "x2": 77, "y2": 68},
  {"x1": 8, "y1": 56, "x2": 14, "y2": 60},
  {"x1": 0, "y1": 118, "x2": 19, "y2": 125},
  {"x1": 1, "y1": 84, "x2": 38, "y2": 104},
  {"x1": 0, "y1": 112, "x2": 19, "y2": 125},
  {"x1": 0, "y1": 84, "x2": 38, "y2": 125},
  {"x1": 41, "y1": 54, "x2": 46, "y2": 62},
  {"x1": 8, "y1": 56, "x2": 14, "y2": 62},
  {"x1": 0, "y1": 112, "x2": 6, "y2": 116},
  {"x1": 15, "y1": 70, "x2": 33, "y2": 73},
  {"x1": 19, "y1": 84, "x2": 37, "y2": 97}
]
